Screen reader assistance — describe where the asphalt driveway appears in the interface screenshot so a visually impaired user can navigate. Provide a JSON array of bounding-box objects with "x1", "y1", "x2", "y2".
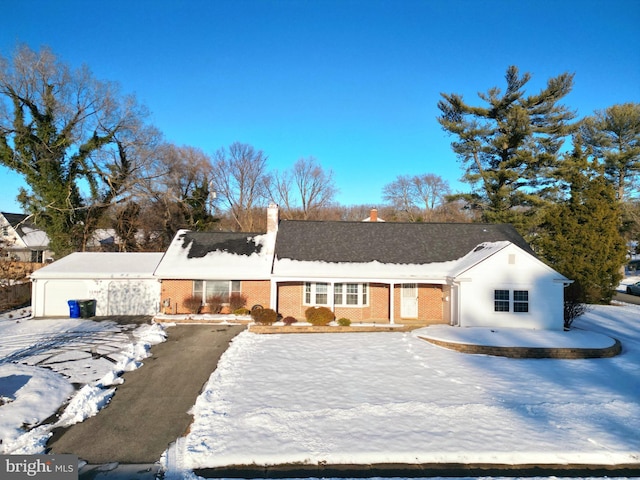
[{"x1": 47, "y1": 324, "x2": 245, "y2": 464}]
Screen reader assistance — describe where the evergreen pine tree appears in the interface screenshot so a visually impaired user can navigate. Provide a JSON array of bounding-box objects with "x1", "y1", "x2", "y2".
[
  {"x1": 537, "y1": 143, "x2": 627, "y2": 304},
  {"x1": 437, "y1": 66, "x2": 576, "y2": 233}
]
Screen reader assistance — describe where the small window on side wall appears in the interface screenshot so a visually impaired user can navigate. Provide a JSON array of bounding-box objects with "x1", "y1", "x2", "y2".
[
  {"x1": 494, "y1": 290, "x2": 510, "y2": 312},
  {"x1": 513, "y1": 290, "x2": 529, "y2": 312}
]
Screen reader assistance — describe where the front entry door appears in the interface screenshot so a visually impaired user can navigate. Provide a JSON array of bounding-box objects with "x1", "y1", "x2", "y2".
[{"x1": 401, "y1": 283, "x2": 418, "y2": 318}]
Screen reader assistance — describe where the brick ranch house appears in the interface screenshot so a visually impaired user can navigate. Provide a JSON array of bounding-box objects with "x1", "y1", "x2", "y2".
[{"x1": 154, "y1": 205, "x2": 572, "y2": 330}]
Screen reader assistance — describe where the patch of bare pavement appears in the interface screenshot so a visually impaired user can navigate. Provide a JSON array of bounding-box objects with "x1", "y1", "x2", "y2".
[{"x1": 47, "y1": 324, "x2": 245, "y2": 467}]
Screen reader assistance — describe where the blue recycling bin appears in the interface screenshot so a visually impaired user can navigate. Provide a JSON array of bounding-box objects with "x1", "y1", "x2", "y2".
[{"x1": 68, "y1": 300, "x2": 80, "y2": 318}]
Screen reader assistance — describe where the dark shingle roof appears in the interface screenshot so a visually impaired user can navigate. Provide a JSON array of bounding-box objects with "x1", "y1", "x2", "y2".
[
  {"x1": 275, "y1": 220, "x2": 532, "y2": 264},
  {"x1": 2, "y1": 213, "x2": 28, "y2": 227},
  {"x1": 178, "y1": 230, "x2": 263, "y2": 258},
  {"x1": 2, "y1": 212, "x2": 32, "y2": 237}
]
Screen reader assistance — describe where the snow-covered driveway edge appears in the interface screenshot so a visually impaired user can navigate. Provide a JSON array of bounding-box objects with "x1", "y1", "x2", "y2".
[{"x1": 0, "y1": 319, "x2": 168, "y2": 454}]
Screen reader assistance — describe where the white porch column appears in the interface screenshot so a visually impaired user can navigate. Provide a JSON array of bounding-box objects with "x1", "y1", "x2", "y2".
[
  {"x1": 269, "y1": 278, "x2": 278, "y2": 311},
  {"x1": 389, "y1": 281, "x2": 395, "y2": 324},
  {"x1": 329, "y1": 281, "x2": 335, "y2": 313}
]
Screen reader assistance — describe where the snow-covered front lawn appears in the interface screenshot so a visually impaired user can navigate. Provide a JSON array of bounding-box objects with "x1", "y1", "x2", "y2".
[
  {"x1": 170, "y1": 303, "x2": 640, "y2": 471},
  {"x1": 0, "y1": 301, "x2": 639, "y2": 476}
]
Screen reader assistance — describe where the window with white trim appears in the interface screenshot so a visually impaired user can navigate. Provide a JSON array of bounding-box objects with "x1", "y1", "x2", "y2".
[
  {"x1": 304, "y1": 282, "x2": 369, "y2": 306},
  {"x1": 513, "y1": 290, "x2": 529, "y2": 312},
  {"x1": 494, "y1": 290, "x2": 510, "y2": 312},
  {"x1": 334, "y1": 283, "x2": 368, "y2": 306},
  {"x1": 305, "y1": 282, "x2": 328, "y2": 305},
  {"x1": 494, "y1": 289, "x2": 529, "y2": 313},
  {"x1": 194, "y1": 280, "x2": 240, "y2": 304}
]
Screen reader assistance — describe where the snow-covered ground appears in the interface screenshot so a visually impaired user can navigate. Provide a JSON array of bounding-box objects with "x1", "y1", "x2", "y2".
[
  {"x1": 0, "y1": 307, "x2": 167, "y2": 454},
  {"x1": 1, "y1": 289, "x2": 639, "y2": 478},
  {"x1": 170, "y1": 302, "x2": 640, "y2": 472}
]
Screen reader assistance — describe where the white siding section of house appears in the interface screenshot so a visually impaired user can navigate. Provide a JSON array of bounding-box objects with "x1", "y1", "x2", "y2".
[
  {"x1": 32, "y1": 280, "x2": 90, "y2": 317},
  {"x1": 454, "y1": 243, "x2": 567, "y2": 331},
  {"x1": 32, "y1": 278, "x2": 161, "y2": 317},
  {"x1": 31, "y1": 252, "x2": 163, "y2": 317},
  {"x1": 105, "y1": 280, "x2": 161, "y2": 315}
]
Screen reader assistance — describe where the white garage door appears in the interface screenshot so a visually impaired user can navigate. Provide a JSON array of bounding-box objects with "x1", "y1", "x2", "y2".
[
  {"x1": 106, "y1": 280, "x2": 159, "y2": 316},
  {"x1": 40, "y1": 280, "x2": 90, "y2": 317}
]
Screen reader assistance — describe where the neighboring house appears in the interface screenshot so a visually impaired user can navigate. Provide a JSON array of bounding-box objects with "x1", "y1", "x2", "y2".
[
  {"x1": 31, "y1": 252, "x2": 163, "y2": 317},
  {"x1": 85, "y1": 228, "x2": 162, "y2": 252},
  {"x1": 362, "y1": 208, "x2": 385, "y2": 222},
  {"x1": 0, "y1": 212, "x2": 52, "y2": 263},
  {"x1": 154, "y1": 205, "x2": 571, "y2": 330}
]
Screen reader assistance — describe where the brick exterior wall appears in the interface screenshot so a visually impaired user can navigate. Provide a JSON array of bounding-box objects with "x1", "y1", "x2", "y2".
[
  {"x1": 275, "y1": 281, "x2": 442, "y2": 325},
  {"x1": 161, "y1": 280, "x2": 194, "y2": 314},
  {"x1": 418, "y1": 284, "x2": 444, "y2": 324},
  {"x1": 370, "y1": 283, "x2": 390, "y2": 321},
  {"x1": 242, "y1": 280, "x2": 271, "y2": 310},
  {"x1": 160, "y1": 279, "x2": 270, "y2": 314},
  {"x1": 161, "y1": 279, "x2": 445, "y2": 324},
  {"x1": 277, "y1": 282, "x2": 304, "y2": 319},
  {"x1": 393, "y1": 283, "x2": 445, "y2": 325}
]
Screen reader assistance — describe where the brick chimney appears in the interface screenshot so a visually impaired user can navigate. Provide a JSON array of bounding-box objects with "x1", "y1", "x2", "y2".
[
  {"x1": 370, "y1": 208, "x2": 378, "y2": 222},
  {"x1": 267, "y1": 203, "x2": 279, "y2": 234}
]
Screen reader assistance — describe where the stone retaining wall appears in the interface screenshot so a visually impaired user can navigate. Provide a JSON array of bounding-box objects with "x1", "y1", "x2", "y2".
[{"x1": 420, "y1": 336, "x2": 622, "y2": 359}]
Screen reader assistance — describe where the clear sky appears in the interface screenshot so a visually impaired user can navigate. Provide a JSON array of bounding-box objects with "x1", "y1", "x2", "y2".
[{"x1": 1, "y1": 0, "x2": 638, "y2": 213}]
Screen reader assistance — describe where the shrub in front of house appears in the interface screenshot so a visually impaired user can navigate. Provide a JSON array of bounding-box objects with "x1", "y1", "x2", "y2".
[
  {"x1": 183, "y1": 295, "x2": 203, "y2": 314},
  {"x1": 206, "y1": 294, "x2": 226, "y2": 314},
  {"x1": 337, "y1": 317, "x2": 351, "y2": 326},
  {"x1": 305, "y1": 306, "x2": 334, "y2": 326},
  {"x1": 234, "y1": 307, "x2": 251, "y2": 316},
  {"x1": 282, "y1": 316, "x2": 297, "y2": 325},
  {"x1": 252, "y1": 307, "x2": 278, "y2": 325},
  {"x1": 229, "y1": 292, "x2": 248, "y2": 311}
]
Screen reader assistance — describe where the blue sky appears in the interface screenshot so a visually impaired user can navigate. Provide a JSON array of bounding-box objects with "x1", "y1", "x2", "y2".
[{"x1": 1, "y1": 0, "x2": 638, "y2": 213}]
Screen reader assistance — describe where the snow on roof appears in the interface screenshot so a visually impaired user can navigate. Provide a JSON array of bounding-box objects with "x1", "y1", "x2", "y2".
[
  {"x1": 273, "y1": 258, "x2": 458, "y2": 281},
  {"x1": 20, "y1": 225, "x2": 50, "y2": 248},
  {"x1": 30, "y1": 252, "x2": 164, "y2": 279},
  {"x1": 449, "y1": 240, "x2": 512, "y2": 276},
  {"x1": 273, "y1": 241, "x2": 516, "y2": 281},
  {"x1": 153, "y1": 229, "x2": 275, "y2": 280},
  {"x1": 451, "y1": 240, "x2": 571, "y2": 282}
]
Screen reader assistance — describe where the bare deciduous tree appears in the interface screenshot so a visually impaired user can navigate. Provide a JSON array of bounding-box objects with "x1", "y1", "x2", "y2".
[
  {"x1": 382, "y1": 173, "x2": 451, "y2": 221},
  {"x1": 211, "y1": 142, "x2": 268, "y2": 231},
  {"x1": 133, "y1": 143, "x2": 217, "y2": 247},
  {"x1": 267, "y1": 156, "x2": 338, "y2": 220}
]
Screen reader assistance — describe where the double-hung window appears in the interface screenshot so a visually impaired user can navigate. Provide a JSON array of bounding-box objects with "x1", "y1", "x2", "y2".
[
  {"x1": 194, "y1": 280, "x2": 241, "y2": 304},
  {"x1": 305, "y1": 282, "x2": 328, "y2": 305},
  {"x1": 304, "y1": 282, "x2": 369, "y2": 307},
  {"x1": 334, "y1": 283, "x2": 368, "y2": 306},
  {"x1": 494, "y1": 290, "x2": 510, "y2": 312},
  {"x1": 494, "y1": 289, "x2": 529, "y2": 313},
  {"x1": 513, "y1": 290, "x2": 529, "y2": 312}
]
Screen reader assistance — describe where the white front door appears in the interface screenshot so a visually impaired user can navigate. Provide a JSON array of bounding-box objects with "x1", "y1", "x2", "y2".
[{"x1": 401, "y1": 283, "x2": 418, "y2": 318}]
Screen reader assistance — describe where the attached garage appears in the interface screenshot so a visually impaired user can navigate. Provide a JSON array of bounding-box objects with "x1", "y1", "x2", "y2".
[{"x1": 31, "y1": 252, "x2": 163, "y2": 318}]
